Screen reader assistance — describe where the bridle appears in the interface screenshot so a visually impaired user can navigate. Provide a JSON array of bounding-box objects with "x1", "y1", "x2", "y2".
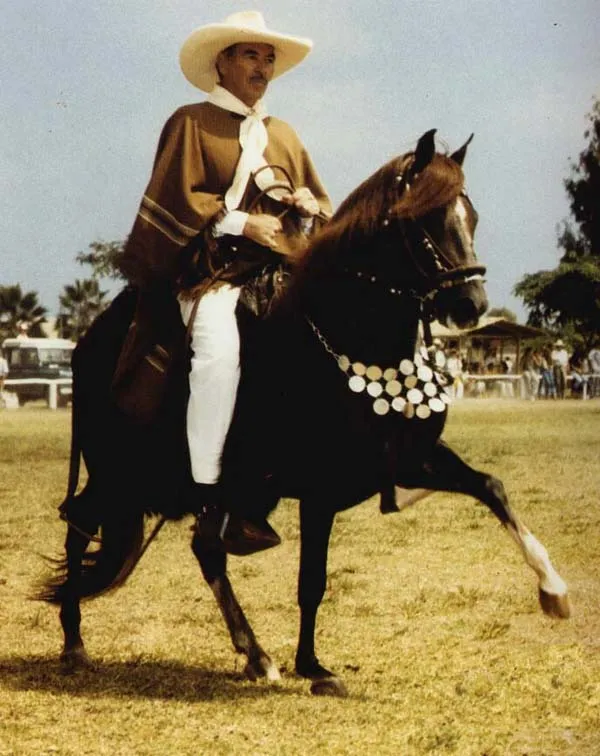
[{"x1": 343, "y1": 177, "x2": 486, "y2": 306}]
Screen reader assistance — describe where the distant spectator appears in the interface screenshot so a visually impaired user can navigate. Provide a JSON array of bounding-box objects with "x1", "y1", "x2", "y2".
[
  {"x1": 0, "y1": 349, "x2": 8, "y2": 407},
  {"x1": 569, "y1": 352, "x2": 589, "y2": 398},
  {"x1": 588, "y1": 344, "x2": 600, "y2": 398},
  {"x1": 446, "y1": 349, "x2": 464, "y2": 399},
  {"x1": 538, "y1": 349, "x2": 556, "y2": 399},
  {"x1": 550, "y1": 339, "x2": 570, "y2": 399},
  {"x1": 520, "y1": 347, "x2": 540, "y2": 401},
  {"x1": 0, "y1": 349, "x2": 8, "y2": 390}
]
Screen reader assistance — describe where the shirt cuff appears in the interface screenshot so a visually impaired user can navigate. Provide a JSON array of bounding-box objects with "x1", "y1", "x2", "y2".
[{"x1": 213, "y1": 210, "x2": 249, "y2": 237}]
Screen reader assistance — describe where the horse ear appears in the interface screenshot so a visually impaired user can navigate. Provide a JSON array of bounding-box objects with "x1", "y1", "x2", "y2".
[
  {"x1": 451, "y1": 133, "x2": 474, "y2": 166},
  {"x1": 410, "y1": 129, "x2": 437, "y2": 177}
]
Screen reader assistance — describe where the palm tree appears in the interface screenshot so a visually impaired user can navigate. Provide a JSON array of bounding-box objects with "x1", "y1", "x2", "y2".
[
  {"x1": 0, "y1": 285, "x2": 48, "y2": 340},
  {"x1": 58, "y1": 278, "x2": 108, "y2": 341}
]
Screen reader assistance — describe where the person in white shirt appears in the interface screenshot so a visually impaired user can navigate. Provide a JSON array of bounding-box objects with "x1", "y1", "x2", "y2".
[
  {"x1": 588, "y1": 345, "x2": 600, "y2": 398},
  {"x1": 0, "y1": 349, "x2": 8, "y2": 394},
  {"x1": 550, "y1": 339, "x2": 570, "y2": 399}
]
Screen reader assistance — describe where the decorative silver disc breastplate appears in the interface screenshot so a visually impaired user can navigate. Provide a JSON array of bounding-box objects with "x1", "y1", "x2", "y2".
[{"x1": 338, "y1": 346, "x2": 451, "y2": 419}]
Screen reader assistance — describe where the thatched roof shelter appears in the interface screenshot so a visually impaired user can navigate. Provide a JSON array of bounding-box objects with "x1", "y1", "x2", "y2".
[{"x1": 431, "y1": 317, "x2": 548, "y2": 372}]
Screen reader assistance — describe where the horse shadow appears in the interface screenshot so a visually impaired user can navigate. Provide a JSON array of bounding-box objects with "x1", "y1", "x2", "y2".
[{"x1": 0, "y1": 655, "x2": 300, "y2": 703}]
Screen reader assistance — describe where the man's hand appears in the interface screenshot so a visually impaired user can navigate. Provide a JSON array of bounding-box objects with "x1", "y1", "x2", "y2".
[
  {"x1": 243, "y1": 213, "x2": 283, "y2": 249},
  {"x1": 280, "y1": 187, "x2": 320, "y2": 217}
]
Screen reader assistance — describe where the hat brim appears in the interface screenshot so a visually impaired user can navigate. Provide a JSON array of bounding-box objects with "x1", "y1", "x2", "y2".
[{"x1": 180, "y1": 24, "x2": 313, "y2": 92}]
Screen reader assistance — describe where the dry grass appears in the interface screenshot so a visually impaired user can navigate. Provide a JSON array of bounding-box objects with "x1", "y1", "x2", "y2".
[{"x1": 0, "y1": 400, "x2": 599, "y2": 755}]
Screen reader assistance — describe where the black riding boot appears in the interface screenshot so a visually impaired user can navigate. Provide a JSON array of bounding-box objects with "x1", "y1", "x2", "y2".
[{"x1": 190, "y1": 483, "x2": 281, "y2": 556}]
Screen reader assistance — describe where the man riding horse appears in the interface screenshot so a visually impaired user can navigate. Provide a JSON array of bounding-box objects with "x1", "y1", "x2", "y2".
[{"x1": 117, "y1": 11, "x2": 332, "y2": 555}]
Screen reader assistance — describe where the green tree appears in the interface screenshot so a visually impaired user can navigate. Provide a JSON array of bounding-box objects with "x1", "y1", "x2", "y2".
[
  {"x1": 487, "y1": 307, "x2": 517, "y2": 323},
  {"x1": 0, "y1": 284, "x2": 48, "y2": 340},
  {"x1": 76, "y1": 239, "x2": 126, "y2": 281},
  {"x1": 514, "y1": 98, "x2": 600, "y2": 350},
  {"x1": 58, "y1": 278, "x2": 108, "y2": 341}
]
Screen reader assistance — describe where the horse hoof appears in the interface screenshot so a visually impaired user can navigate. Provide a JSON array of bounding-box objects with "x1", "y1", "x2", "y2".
[
  {"x1": 60, "y1": 647, "x2": 96, "y2": 673},
  {"x1": 539, "y1": 588, "x2": 572, "y2": 619},
  {"x1": 244, "y1": 654, "x2": 281, "y2": 683},
  {"x1": 310, "y1": 676, "x2": 348, "y2": 697}
]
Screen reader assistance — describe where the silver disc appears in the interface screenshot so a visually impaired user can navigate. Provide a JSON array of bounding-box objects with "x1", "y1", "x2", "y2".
[
  {"x1": 440, "y1": 392, "x2": 451, "y2": 404},
  {"x1": 352, "y1": 362, "x2": 366, "y2": 376},
  {"x1": 348, "y1": 375, "x2": 366, "y2": 393},
  {"x1": 338, "y1": 355, "x2": 350, "y2": 372},
  {"x1": 391, "y1": 396, "x2": 406, "y2": 412},
  {"x1": 429, "y1": 397, "x2": 446, "y2": 413},
  {"x1": 407, "y1": 388, "x2": 424, "y2": 405},
  {"x1": 416, "y1": 404, "x2": 431, "y2": 419},
  {"x1": 367, "y1": 381, "x2": 383, "y2": 397},
  {"x1": 385, "y1": 379, "x2": 402, "y2": 397},
  {"x1": 373, "y1": 397, "x2": 390, "y2": 415},
  {"x1": 404, "y1": 375, "x2": 418, "y2": 389},
  {"x1": 414, "y1": 353, "x2": 424, "y2": 367},
  {"x1": 366, "y1": 365, "x2": 383, "y2": 381},
  {"x1": 417, "y1": 365, "x2": 433, "y2": 382},
  {"x1": 424, "y1": 382, "x2": 437, "y2": 397},
  {"x1": 383, "y1": 367, "x2": 398, "y2": 381},
  {"x1": 399, "y1": 359, "x2": 414, "y2": 376},
  {"x1": 420, "y1": 346, "x2": 429, "y2": 360},
  {"x1": 403, "y1": 402, "x2": 415, "y2": 419}
]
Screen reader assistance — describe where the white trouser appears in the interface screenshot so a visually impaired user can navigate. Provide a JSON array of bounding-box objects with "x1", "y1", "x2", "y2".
[{"x1": 179, "y1": 285, "x2": 241, "y2": 484}]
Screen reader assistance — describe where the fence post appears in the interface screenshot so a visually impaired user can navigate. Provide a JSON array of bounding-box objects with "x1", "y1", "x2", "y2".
[{"x1": 48, "y1": 381, "x2": 58, "y2": 410}]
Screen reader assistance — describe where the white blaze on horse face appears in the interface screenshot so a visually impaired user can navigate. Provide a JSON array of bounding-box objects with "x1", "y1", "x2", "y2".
[{"x1": 453, "y1": 195, "x2": 476, "y2": 261}]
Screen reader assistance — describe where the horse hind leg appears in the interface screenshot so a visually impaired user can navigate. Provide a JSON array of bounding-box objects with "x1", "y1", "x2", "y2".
[
  {"x1": 38, "y1": 503, "x2": 98, "y2": 672},
  {"x1": 58, "y1": 525, "x2": 98, "y2": 671},
  {"x1": 190, "y1": 532, "x2": 280, "y2": 682},
  {"x1": 409, "y1": 442, "x2": 571, "y2": 619}
]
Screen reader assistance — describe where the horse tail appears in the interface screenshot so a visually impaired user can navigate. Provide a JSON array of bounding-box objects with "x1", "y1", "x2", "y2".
[{"x1": 36, "y1": 511, "x2": 145, "y2": 604}]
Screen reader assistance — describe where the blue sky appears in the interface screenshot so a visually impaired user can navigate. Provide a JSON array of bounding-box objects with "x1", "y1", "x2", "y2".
[{"x1": 2, "y1": 0, "x2": 598, "y2": 321}]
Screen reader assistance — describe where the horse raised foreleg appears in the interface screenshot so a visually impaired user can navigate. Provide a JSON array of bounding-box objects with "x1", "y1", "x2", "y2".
[
  {"x1": 295, "y1": 502, "x2": 347, "y2": 697},
  {"x1": 190, "y1": 532, "x2": 280, "y2": 682},
  {"x1": 407, "y1": 441, "x2": 571, "y2": 618}
]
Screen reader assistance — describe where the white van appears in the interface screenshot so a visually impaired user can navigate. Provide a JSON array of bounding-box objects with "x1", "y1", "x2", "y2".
[{"x1": 1, "y1": 337, "x2": 76, "y2": 407}]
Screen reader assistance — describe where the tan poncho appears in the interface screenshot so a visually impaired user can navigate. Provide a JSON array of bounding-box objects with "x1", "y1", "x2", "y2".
[{"x1": 120, "y1": 102, "x2": 332, "y2": 290}]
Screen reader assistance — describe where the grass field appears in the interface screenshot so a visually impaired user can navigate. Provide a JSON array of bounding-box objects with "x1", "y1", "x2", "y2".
[{"x1": 0, "y1": 400, "x2": 599, "y2": 755}]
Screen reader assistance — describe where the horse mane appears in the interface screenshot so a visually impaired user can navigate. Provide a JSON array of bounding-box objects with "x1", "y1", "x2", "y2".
[{"x1": 294, "y1": 150, "x2": 466, "y2": 284}]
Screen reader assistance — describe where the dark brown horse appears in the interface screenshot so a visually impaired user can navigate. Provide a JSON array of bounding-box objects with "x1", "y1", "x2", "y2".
[{"x1": 38, "y1": 130, "x2": 570, "y2": 696}]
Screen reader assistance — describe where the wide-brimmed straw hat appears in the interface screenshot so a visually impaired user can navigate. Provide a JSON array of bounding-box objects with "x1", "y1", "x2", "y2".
[
  {"x1": 554, "y1": 339, "x2": 564, "y2": 347},
  {"x1": 180, "y1": 11, "x2": 313, "y2": 92}
]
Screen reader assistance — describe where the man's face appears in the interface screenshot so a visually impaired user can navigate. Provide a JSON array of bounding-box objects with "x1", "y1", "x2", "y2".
[{"x1": 217, "y1": 43, "x2": 276, "y2": 106}]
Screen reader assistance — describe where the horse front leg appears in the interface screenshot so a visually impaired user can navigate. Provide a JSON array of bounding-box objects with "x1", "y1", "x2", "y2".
[
  {"x1": 405, "y1": 441, "x2": 571, "y2": 619},
  {"x1": 190, "y1": 532, "x2": 280, "y2": 682},
  {"x1": 295, "y1": 501, "x2": 347, "y2": 697}
]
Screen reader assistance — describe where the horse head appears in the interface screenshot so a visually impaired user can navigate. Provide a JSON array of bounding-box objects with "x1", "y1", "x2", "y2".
[
  {"x1": 385, "y1": 129, "x2": 488, "y2": 329},
  {"x1": 301, "y1": 130, "x2": 488, "y2": 333}
]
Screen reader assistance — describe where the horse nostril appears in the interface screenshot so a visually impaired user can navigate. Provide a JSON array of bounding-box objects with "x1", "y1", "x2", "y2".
[{"x1": 452, "y1": 296, "x2": 484, "y2": 328}]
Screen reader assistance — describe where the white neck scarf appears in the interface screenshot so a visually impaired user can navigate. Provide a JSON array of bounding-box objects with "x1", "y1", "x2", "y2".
[{"x1": 208, "y1": 85, "x2": 278, "y2": 210}]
